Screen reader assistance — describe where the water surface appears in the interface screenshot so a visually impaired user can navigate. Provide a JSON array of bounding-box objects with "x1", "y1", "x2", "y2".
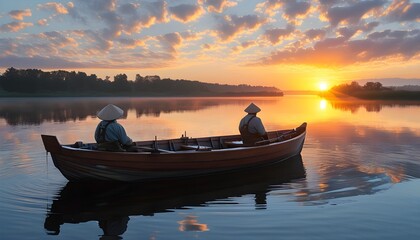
[{"x1": 1, "y1": 96, "x2": 420, "y2": 240}]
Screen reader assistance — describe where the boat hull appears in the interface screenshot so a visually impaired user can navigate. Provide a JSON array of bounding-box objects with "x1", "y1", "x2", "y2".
[{"x1": 42, "y1": 123, "x2": 307, "y2": 182}]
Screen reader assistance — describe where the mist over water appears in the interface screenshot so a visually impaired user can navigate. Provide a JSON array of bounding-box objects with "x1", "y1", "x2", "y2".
[{"x1": 1, "y1": 95, "x2": 420, "y2": 240}]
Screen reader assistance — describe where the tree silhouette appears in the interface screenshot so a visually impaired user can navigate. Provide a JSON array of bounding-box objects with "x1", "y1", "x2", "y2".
[{"x1": 0, "y1": 68, "x2": 281, "y2": 96}]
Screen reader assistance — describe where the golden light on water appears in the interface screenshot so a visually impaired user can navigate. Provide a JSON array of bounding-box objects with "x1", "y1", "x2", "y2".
[{"x1": 319, "y1": 99, "x2": 328, "y2": 110}]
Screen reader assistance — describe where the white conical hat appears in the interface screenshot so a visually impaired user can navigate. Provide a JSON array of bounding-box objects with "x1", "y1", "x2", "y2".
[
  {"x1": 97, "y1": 104, "x2": 124, "y2": 120},
  {"x1": 244, "y1": 103, "x2": 261, "y2": 113}
]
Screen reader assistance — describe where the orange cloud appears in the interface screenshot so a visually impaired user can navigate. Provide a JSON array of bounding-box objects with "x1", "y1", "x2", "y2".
[
  {"x1": 38, "y1": 2, "x2": 70, "y2": 15},
  {"x1": 232, "y1": 40, "x2": 257, "y2": 53},
  {"x1": 37, "y1": 19, "x2": 48, "y2": 26},
  {"x1": 259, "y1": 29, "x2": 420, "y2": 67},
  {"x1": 9, "y1": 9, "x2": 32, "y2": 20},
  {"x1": 383, "y1": 0, "x2": 420, "y2": 22},
  {"x1": 0, "y1": 21, "x2": 33, "y2": 32},
  {"x1": 169, "y1": 4, "x2": 204, "y2": 23},
  {"x1": 199, "y1": 0, "x2": 237, "y2": 13},
  {"x1": 321, "y1": 0, "x2": 386, "y2": 26}
]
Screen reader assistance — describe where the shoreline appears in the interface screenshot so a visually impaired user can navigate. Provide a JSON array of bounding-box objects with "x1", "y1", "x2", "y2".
[
  {"x1": 320, "y1": 90, "x2": 420, "y2": 101},
  {"x1": 0, "y1": 92, "x2": 283, "y2": 98}
]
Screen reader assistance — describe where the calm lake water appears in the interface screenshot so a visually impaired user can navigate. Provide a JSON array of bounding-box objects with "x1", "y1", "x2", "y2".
[{"x1": 1, "y1": 95, "x2": 420, "y2": 240}]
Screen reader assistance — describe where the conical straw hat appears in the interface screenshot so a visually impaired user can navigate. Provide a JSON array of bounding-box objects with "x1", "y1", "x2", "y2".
[
  {"x1": 97, "y1": 104, "x2": 124, "y2": 121},
  {"x1": 244, "y1": 103, "x2": 261, "y2": 113}
]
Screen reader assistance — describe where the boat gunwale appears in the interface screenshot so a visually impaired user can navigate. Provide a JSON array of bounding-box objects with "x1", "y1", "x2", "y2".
[{"x1": 59, "y1": 131, "x2": 306, "y2": 155}]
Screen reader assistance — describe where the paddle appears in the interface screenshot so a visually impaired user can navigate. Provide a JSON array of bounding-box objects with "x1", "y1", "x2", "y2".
[
  {"x1": 255, "y1": 129, "x2": 295, "y2": 146},
  {"x1": 135, "y1": 146, "x2": 175, "y2": 153}
]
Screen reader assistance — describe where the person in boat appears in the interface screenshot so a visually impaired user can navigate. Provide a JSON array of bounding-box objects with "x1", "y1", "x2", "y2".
[
  {"x1": 94, "y1": 104, "x2": 136, "y2": 152},
  {"x1": 239, "y1": 103, "x2": 268, "y2": 146}
]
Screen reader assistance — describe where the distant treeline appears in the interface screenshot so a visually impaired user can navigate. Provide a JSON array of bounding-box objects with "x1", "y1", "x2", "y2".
[
  {"x1": 329, "y1": 81, "x2": 420, "y2": 100},
  {"x1": 0, "y1": 68, "x2": 282, "y2": 97}
]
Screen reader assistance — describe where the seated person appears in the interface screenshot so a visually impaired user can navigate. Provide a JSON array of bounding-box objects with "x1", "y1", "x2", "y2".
[
  {"x1": 239, "y1": 103, "x2": 268, "y2": 146},
  {"x1": 94, "y1": 104, "x2": 135, "y2": 151}
]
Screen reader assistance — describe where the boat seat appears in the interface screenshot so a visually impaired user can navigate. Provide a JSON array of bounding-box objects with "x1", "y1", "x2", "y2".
[
  {"x1": 180, "y1": 145, "x2": 212, "y2": 151},
  {"x1": 224, "y1": 141, "x2": 244, "y2": 148}
]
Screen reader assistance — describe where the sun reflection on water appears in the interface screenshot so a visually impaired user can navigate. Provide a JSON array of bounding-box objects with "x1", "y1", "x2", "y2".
[{"x1": 319, "y1": 99, "x2": 327, "y2": 110}]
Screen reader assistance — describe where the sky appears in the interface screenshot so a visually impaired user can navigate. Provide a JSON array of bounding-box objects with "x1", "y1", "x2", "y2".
[{"x1": 0, "y1": 0, "x2": 419, "y2": 90}]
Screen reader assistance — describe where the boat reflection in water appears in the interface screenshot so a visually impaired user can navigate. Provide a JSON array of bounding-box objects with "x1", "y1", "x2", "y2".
[{"x1": 44, "y1": 154, "x2": 306, "y2": 238}]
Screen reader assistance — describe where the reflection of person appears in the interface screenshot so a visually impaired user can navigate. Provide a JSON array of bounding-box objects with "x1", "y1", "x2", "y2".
[
  {"x1": 44, "y1": 214, "x2": 62, "y2": 235},
  {"x1": 99, "y1": 216, "x2": 130, "y2": 240},
  {"x1": 239, "y1": 103, "x2": 268, "y2": 145},
  {"x1": 95, "y1": 104, "x2": 135, "y2": 151}
]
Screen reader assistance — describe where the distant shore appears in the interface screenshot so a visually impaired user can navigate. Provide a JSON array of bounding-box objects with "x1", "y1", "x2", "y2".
[
  {"x1": 323, "y1": 81, "x2": 420, "y2": 101},
  {"x1": 322, "y1": 90, "x2": 420, "y2": 101},
  {"x1": 0, "y1": 90, "x2": 283, "y2": 98},
  {"x1": 0, "y1": 68, "x2": 283, "y2": 98}
]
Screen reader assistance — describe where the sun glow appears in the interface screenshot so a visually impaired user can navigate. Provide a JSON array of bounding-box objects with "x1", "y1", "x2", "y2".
[{"x1": 318, "y1": 82, "x2": 329, "y2": 91}]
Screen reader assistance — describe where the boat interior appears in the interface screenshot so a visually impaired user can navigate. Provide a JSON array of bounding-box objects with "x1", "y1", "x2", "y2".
[{"x1": 65, "y1": 122, "x2": 307, "y2": 153}]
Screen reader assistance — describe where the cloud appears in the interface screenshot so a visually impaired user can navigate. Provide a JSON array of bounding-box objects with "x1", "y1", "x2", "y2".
[
  {"x1": 232, "y1": 40, "x2": 257, "y2": 53},
  {"x1": 119, "y1": 2, "x2": 139, "y2": 15},
  {"x1": 258, "y1": 29, "x2": 420, "y2": 67},
  {"x1": 215, "y1": 14, "x2": 266, "y2": 41},
  {"x1": 117, "y1": 38, "x2": 145, "y2": 49},
  {"x1": 37, "y1": 19, "x2": 48, "y2": 26},
  {"x1": 81, "y1": 0, "x2": 116, "y2": 12},
  {"x1": 256, "y1": 0, "x2": 283, "y2": 16},
  {"x1": 9, "y1": 9, "x2": 32, "y2": 20},
  {"x1": 169, "y1": 4, "x2": 204, "y2": 23},
  {"x1": 1, "y1": 0, "x2": 419, "y2": 74},
  {"x1": 304, "y1": 28, "x2": 326, "y2": 40},
  {"x1": 73, "y1": 1, "x2": 168, "y2": 48},
  {"x1": 37, "y1": 2, "x2": 71, "y2": 15},
  {"x1": 157, "y1": 32, "x2": 183, "y2": 53},
  {"x1": 39, "y1": 31, "x2": 78, "y2": 48},
  {"x1": 82, "y1": 30, "x2": 114, "y2": 51},
  {"x1": 0, "y1": 21, "x2": 33, "y2": 32},
  {"x1": 363, "y1": 21, "x2": 380, "y2": 32},
  {"x1": 119, "y1": 1, "x2": 169, "y2": 34},
  {"x1": 199, "y1": 0, "x2": 238, "y2": 13},
  {"x1": 335, "y1": 22, "x2": 379, "y2": 39},
  {"x1": 202, "y1": 43, "x2": 218, "y2": 51},
  {"x1": 140, "y1": 1, "x2": 169, "y2": 25},
  {"x1": 179, "y1": 31, "x2": 201, "y2": 41},
  {"x1": 282, "y1": 0, "x2": 312, "y2": 21},
  {"x1": 256, "y1": 0, "x2": 312, "y2": 21},
  {"x1": 322, "y1": 0, "x2": 386, "y2": 26},
  {"x1": 108, "y1": 0, "x2": 169, "y2": 38},
  {"x1": 263, "y1": 24, "x2": 295, "y2": 44},
  {"x1": 153, "y1": 31, "x2": 203, "y2": 61},
  {"x1": 0, "y1": 31, "x2": 81, "y2": 60},
  {"x1": 0, "y1": 55, "x2": 88, "y2": 69},
  {"x1": 383, "y1": 0, "x2": 420, "y2": 22}
]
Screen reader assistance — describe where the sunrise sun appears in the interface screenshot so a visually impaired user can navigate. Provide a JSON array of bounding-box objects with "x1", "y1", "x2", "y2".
[{"x1": 318, "y1": 82, "x2": 329, "y2": 91}]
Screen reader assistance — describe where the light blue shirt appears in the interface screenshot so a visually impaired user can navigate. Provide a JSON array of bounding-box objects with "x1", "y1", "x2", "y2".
[
  {"x1": 239, "y1": 114, "x2": 266, "y2": 136},
  {"x1": 95, "y1": 120, "x2": 133, "y2": 145}
]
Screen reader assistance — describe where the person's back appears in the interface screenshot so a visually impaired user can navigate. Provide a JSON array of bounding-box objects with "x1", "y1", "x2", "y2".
[
  {"x1": 94, "y1": 104, "x2": 134, "y2": 151},
  {"x1": 239, "y1": 103, "x2": 268, "y2": 146}
]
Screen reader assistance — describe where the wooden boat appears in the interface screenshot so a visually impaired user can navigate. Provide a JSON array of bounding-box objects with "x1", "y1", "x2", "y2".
[
  {"x1": 41, "y1": 122, "x2": 307, "y2": 182},
  {"x1": 44, "y1": 155, "x2": 306, "y2": 235}
]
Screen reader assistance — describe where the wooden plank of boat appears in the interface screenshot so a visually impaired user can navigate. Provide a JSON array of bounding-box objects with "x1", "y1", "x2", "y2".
[
  {"x1": 44, "y1": 154, "x2": 305, "y2": 234},
  {"x1": 41, "y1": 122, "x2": 307, "y2": 182}
]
